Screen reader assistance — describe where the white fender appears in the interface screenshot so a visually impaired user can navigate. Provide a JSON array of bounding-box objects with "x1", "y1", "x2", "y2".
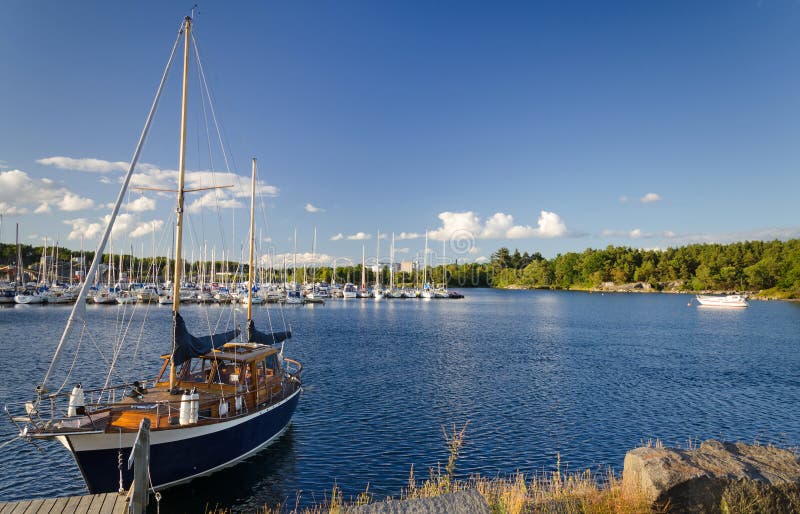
[{"x1": 67, "y1": 384, "x2": 85, "y2": 417}]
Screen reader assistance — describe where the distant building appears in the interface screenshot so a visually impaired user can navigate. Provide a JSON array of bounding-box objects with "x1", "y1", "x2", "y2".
[{"x1": 400, "y1": 261, "x2": 415, "y2": 273}]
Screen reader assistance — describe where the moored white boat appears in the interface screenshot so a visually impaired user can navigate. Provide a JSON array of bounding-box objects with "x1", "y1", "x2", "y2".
[
  {"x1": 342, "y1": 283, "x2": 357, "y2": 299},
  {"x1": 14, "y1": 291, "x2": 45, "y2": 304},
  {"x1": 695, "y1": 294, "x2": 748, "y2": 308}
]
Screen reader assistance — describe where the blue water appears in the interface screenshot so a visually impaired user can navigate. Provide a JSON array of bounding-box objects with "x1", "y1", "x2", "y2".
[{"x1": 1, "y1": 289, "x2": 799, "y2": 511}]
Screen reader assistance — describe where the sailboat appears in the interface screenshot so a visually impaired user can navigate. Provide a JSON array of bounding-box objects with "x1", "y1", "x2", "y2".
[
  {"x1": 373, "y1": 230, "x2": 384, "y2": 300},
  {"x1": 5, "y1": 17, "x2": 301, "y2": 494}
]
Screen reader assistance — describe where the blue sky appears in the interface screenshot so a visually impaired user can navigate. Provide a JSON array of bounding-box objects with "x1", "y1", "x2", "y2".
[{"x1": 1, "y1": 0, "x2": 799, "y2": 267}]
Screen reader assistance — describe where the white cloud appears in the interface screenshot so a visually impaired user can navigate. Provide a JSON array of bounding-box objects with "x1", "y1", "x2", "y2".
[
  {"x1": 640, "y1": 192, "x2": 662, "y2": 204},
  {"x1": 99, "y1": 176, "x2": 112, "y2": 185},
  {"x1": 397, "y1": 232, "x2": 421, "y2": 240},
  {"x1": 58, "y1": 193, "x2": 95, "y2": 211},
  {"x1": 305, "y1": 203, "x2": 324, "y2": 213},
  {"x1": 187, "y1": 191, "x2": 244, "y2": 214},
  {"x1": 428, "y1": 210, "x2": 568, "y2": 241},
  {"x1": 0, "y1": 169, "x2": 94, "y2": 213},
  {"x1": 395, "y1": 247, "x2": 410, "y2": 254},
  {"x1": 130, "y1": 166, "x2": 278, "y2": 213},
  {"x1": 428, "y1": 212, "x2": 483, "y2": 241},
  {"x1": 64, "y1": 218, "x2": 103, "y2": 240},
  {"x1": 379, "y1": 233, "x2": 387, "y2": 240},
  {"x1": 102, "y1": 213, "x2": 135, "y2": 238},
  {"x1": 259, "y1": 252, "x2": 334, "y2": 267},
  {"x1": 330, "y1": 233, "x2": 344, "y2": 241},
  {"x1": 37, "y1": 156, "x2": 129, "y2": 173},
  {"x1": 0, "y1": 201, "x2": 27, "y2": 215},
  {"x1": 130, "y1": 219, "x2": 164, "y2": 238},
  {"x1": 34, "y1": 202, "x2": 51, "y2": 214},
  {"x1": 475, "y1": 256, "x2": 489, "y2": 263},
  {"x1": 532, "y1": 210, "x2": 567, "y2": 238},
  {"x1": 126, "y1": 196, "x2": 156, "y2": 212},
  {"x1": 347, "y1": 232, "x2": 372, "y2": 240},
  {"x1": 619, "y1": 195, "x2": 630, "y2": 204},
  {"x1": 65, "y1": 214, "x2": 166, "y2": 241}
]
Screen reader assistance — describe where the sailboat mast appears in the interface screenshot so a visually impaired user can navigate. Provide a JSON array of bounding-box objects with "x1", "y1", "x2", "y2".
[
  {"x1": 376, "y1": 229, "x2": 380, "y2": 288},
  {"x1": 390, "y1": 232, "x2": 394, "y2": 290},
  {"x1": 361, "y1": 243, "x2": 366, "y2": 290},
  {"x1": 170, "y1": 15, "x2": 192, "y2": 391},
  {"x1": 15, "y1": 223, "x2": 21, "y2": 290},
  {"x1": 247, "y1": 158, "x2": 257, "y2": 322}
]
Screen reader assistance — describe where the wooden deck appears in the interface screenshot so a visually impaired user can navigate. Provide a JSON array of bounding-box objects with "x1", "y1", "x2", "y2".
[{"x1": 0, "y1": 492, "x2": 127, "y2": 514}]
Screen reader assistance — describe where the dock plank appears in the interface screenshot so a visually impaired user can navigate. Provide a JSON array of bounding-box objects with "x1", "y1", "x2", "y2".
[
  {"x1": 20, "y1": 499, "x2": 46, "y2": 514},
  {"x1": 74, "y1": 495, "x2": 94, "y2": 514},
  {"x1": 9, "y1": 501, "x2": 31, "y2": 514},
  {"x1": 98, "y1": 493, "x2": 126, "y2": 514},
  {"x1": 0, "y1": 492, "x2": 128, "y2": 514},
  {"x1": 30, "y1": 497, "x2": 57, "y2": 514}
]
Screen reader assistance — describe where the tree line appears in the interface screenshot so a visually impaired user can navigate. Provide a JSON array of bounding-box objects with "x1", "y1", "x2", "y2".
[
  {"x1": 483, "y1": 240, "x2": 800, "y2": 297},
  {"x1": 3, "y1": 239, "x2": 799, "y2": 297}
]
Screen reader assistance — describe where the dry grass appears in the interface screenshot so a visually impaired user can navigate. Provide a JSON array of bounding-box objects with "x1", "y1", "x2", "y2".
[{"x1": 208, "y1": 423, "x2": 655, "y2": 514}]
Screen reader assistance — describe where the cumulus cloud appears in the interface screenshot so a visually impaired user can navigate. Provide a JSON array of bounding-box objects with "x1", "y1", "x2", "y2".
[
  {"x1": 640, "y1": 192, "x2": 662, "y2": 204},
  {"x1": 0, "y1": 169, "x2": 95, "y2": 213},
  {"x1": 475, "y1": 256, "x2": 489, "y2": 263},
  {"x1": 187, "y1": 191, "x2": 244, "y2": 214},
  {"x1": 126, "y1": 196, "x2": 156, "y2": 212},
  {"x1": 64, "y1": 213, "x2": 165, "y2": 241},
  {"x1": 259, "y1": 252, "x2": 334, "y2": 267},
  {"x1": 347, "y1": 232, "x2": 372, "y2": 240},
  {"x1": 64, "y1": 218, "x2": 103, "y2": 240},
  {"x1": 397, "y1": 232, "x2": 421, "y2": 240},
  {"x1": 130, "y1": 165, "x2": 278, "y2": 213},
  {"x1": 130, "y1": 219, "x2": 164, "y2": 238},
  {"x1": 58, "y1": 192, "x2": 95, "y2": 211},
  {"x1": 34, "y1": 202, "x2": 51, "y2": 214},
  {"x1": 0, "y1": 201, "x2": 27, "y2": 215},
  {"x1": 330, "y1": 233, "x2": 344, "y2": 241},
  {"x1": 305, "y1": 203, "x2": 324, "y2": 213},
  {"x1": 37, "y1": 156, "x2": 129, "y2": 173},
  {"x1": 427, "y1": 210, "x2": 568, "y2": 241}
]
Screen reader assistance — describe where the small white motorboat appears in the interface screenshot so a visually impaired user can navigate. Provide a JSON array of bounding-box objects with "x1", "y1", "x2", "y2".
[{"x1": 695, "y1": 294, "x2": 748, "y2": 308}]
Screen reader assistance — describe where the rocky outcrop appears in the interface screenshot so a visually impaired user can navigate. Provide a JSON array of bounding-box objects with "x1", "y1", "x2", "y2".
[
  {"x1": 345, "y1": 489, "x2": 489, "y2": 514},
  {"x1": 623, "y1": 439, "x2": 800, "y2": 513}
]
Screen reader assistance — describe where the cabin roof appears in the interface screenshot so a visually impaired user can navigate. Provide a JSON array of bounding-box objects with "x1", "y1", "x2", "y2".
[
  {"x1": 161, "y1": 343, "x2": 279, "y2": 363},
  {"x1": 209, "y1": 343, "x2": 279, "y2": 362}
]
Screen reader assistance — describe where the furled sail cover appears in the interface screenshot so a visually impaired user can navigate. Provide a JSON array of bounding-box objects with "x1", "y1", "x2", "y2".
[
  {"x1": 172, "y1": 312, "x2": 240, "y2": 364},
  {"x1": 246, "y1": 319, "x2": 292, "y2": 345}
]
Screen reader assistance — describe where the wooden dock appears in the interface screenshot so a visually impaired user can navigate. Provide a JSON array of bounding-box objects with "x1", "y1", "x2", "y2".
[{"x1": 0, "y1": 492, "x2": 127, "y2": 513}]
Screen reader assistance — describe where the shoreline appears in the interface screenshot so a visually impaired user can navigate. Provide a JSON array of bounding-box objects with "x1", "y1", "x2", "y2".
[{"x1": 494, "y1": 283, "x2": 799, "y2": 301}]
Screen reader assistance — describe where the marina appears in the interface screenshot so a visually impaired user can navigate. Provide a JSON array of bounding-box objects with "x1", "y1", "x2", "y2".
[
  {"x1": 2, "y1": 2, "x2": 800, "y2": 511},
  {"x1": 2, "y1": 290, "x2": 799, "y2": 510}
]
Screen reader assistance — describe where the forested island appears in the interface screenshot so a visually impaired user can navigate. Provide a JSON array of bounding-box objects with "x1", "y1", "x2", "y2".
[{"x1": 2, "y1": 239, "x2": 799, "y2": 299}]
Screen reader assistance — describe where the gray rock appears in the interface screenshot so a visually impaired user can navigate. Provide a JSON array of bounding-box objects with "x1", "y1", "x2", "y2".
[
  {"x1": 623, "y1": 439, "x2": 800, "y2": 512},
  {"x1": 345, "y1": 489, "x2": 489, "y2": 514}
]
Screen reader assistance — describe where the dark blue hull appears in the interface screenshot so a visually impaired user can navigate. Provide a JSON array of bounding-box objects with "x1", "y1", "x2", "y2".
[{"x1": 69, "y1": 391, "x2": 300, "y2": 494}]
